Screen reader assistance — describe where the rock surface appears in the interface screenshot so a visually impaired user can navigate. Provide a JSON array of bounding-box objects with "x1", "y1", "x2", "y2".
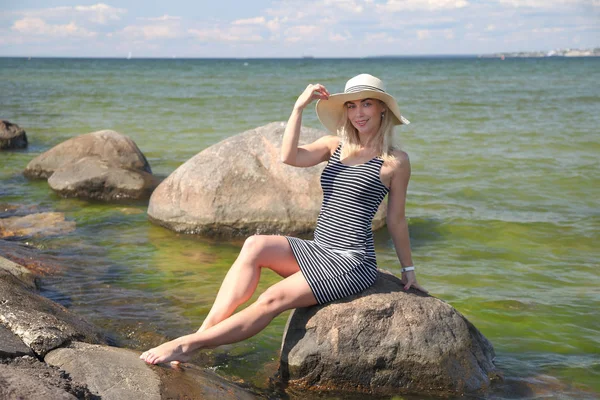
[
  {"x1": 0, "y1": 271, "x2": 106, "y2": 357},
  {"x1": 0, "y1": 120, "x2": 27, "y2": 150},
  {"x1": 46, "y1": 341, "x2": 259, "y2": 400},
  {"x1": 0, "y1": 324, "x2": 33, "y2": 358},
  {"x1": 46, "y1": 342, "x2": 161, "y2": 400},
  {"x1": 0, "y1": 356, "x2": 95, "y2": 400},
  {"x1": 148, "y1": 122, "x2": 386, "y2": 237},
  {"x1": 0, "y1": 254, "x2": 37, "y2": 288},
  {"x1": 48, "y1": 156, "x2": 157, "y2": 201},
  {"x1": 279, "y1": 270, "x2": 500, "y2": 397},
  {"x1": 0, "y1": 212, "x2": 76, "y2": 239}
]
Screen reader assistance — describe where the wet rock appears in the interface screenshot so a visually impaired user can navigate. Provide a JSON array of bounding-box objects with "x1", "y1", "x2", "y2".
[
  {"x1": 148, "y1": 122, "x2": 386, "y2": 237},
  {"x1": 0, "y1": 254, "x2": 37, "y2": 289},
  {"x1": 0, "y1": 239, "x2": 65, "y2": 275},
  {"x1": 24, "y1": 129, "x2": 151, "y2": 179},
  {"x1": 0, "y1": 356, "x2": 95, "y2": 400},
  {"x1": 279, "y1": 270, "x2": 500, "y2": 397},
  {"x1": 0, "y1": 120, "x2": 27, "y2": 150},
  {"x1": 47, "y1": 156, "x2": 158, "y2": 201},
  {"x1": 46, "y1": 342, "x2": 161, "y2": 400},
  {"x1": 0, "y1": 271, "x2": 106, "y2": 357},
  {"x1": 0, "y1": 212, "x2": 76, "y2": 239},
  {"x1": 46, "y1": 342, "x2": 258, "y2": 400},
  {"x1": 0, "y1": 324, "x2": 33, "y2": 358}
]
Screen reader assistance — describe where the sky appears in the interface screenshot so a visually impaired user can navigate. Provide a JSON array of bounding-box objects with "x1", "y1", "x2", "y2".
[{"x1": 0, "y1": 0, "x2": 598, "y2": 58}]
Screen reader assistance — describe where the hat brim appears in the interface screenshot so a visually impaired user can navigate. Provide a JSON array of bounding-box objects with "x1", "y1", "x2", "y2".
[{"x1": 316, "y1": 90, "x2": 409, "y2": 134}]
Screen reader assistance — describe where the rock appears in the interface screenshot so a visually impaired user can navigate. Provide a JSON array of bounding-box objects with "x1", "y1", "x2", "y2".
[
  {"x1": 0, "y1": 254, "x2": 36, "y2": 289},
  {"x1": 46, "y1": 342, "x2": 161, "y2": 400},
  {"x1": 279, "y1": 270, "x2": 500, "y2": 397},
  {"x1": 48, "y1": 156, "x2": 157, "y2": 201},
  {"x1": 148, "y1": 122, "x2": 386, "y2": 237},
  {"x1": 0, "y1": 212, "x2": 76, "y2": 239},
  {"x1": 0, "y1": 239, "x2": 65, "y2": 275},
  {"x1": 46, "y1": 342, "x2": 258, "y2": 400},
  {"x1": 24, "y1": 129, "x2": 151, "y2": 178},
  {"x1": 0, "y1": 271, "x2": 106, "y2": 357},
  {"x1": 0, "y1": 120, "x2": 27, "y2": 150},
  {"x1": 0, "y1": 356, "x2": 94, "y2": 400},
  {"x1": 0, "y1": 324, "x2": 33, "y2": 358}
]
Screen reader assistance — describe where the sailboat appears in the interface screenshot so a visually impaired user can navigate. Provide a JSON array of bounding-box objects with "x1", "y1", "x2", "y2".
[{"x1": 127, "y1": 51, "x2": 132, "y2": 60}]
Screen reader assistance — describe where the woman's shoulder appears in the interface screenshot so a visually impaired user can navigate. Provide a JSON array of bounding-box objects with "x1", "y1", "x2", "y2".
[{"x1": 386, "y1": 148, "x2": 410, "y2": 169}]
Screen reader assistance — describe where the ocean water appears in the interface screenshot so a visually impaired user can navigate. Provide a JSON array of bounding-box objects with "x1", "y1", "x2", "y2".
[{"x1": 1, "y1": 57, "x2": 599, "y2": 399}]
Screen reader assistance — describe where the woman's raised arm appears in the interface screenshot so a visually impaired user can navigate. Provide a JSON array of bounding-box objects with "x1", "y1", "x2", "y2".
[{"x1": 281, "y1": 84, "x2": 336, "y2": 167}]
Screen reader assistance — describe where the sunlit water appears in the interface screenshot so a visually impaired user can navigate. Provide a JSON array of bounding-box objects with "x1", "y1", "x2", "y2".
[{"x1": 1, "y1": 57, "x2": 599, "y2": 399}]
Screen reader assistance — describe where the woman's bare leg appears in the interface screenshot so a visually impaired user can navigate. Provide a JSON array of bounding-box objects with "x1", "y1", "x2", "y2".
[
  {"x1": 197, "y1": 235, "x2": 301, "y2": 332},
  {"x1": 140, "y1": 271, "x2": 317, "y2": 364}
]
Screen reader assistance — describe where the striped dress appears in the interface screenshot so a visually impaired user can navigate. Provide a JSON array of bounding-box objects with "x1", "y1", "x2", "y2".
[{"x1": 286, "y1": 143, "x2": 389, "y2": 304}]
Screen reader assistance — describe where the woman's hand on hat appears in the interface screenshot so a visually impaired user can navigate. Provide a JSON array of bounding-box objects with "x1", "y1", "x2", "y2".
[
  {"x1": 294, "y1": 83, "x2": 330, "y2": 111},
  {"x1": 402, "y1": 270, "x2": 428, "y2": 293}
]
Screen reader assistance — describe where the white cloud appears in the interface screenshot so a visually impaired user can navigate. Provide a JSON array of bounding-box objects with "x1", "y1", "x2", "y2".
[
  {"x1": 417, "y1": 30, "x2": 431, "y2": 39},
  {"x1": 232, "y1": 16, "x2": 266, "y2": 25},
  {"x1": 496, "y1": 0, "x2": 598, "y2": 8},
  {"x1": 378, "y1": 0, "x2": 469, "y2": 12},
  {"x1": 137, "y1": 15, "x2": 181, "y2": 21},
  {"x1": 11, "y1": 17, "x2": 96, "y2": 38},
  {"x1": 15, "y1": 3, "x2": 126, "y2": 25},
  {"x1": 188, "y1": 26, "x2": 263, "y2": 42},
  {"x1": 329, "y1": 30, "x2": 353, "y2": 42},
  {"x1": 73, "y1": 3, "x2": 125, "y2": 24},
  {"x1": 416, "y1": 28, "x2": 456, "y2": 40},
  {"x1": 121, "y1": 24, "x2": 181, "y2": 40}
]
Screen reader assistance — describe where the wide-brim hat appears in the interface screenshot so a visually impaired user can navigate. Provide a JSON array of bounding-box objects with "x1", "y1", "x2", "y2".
[{"x1": 316, "y1": 73, "x2": 410, "y2": 134}]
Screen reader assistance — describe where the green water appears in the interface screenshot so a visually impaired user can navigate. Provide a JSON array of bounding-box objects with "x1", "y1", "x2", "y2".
[{"x1": 1, "y1": 57, "x2": 599, "y2": 399}]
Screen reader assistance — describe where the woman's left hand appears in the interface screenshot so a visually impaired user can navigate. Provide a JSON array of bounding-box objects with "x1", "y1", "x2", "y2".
[{"x1": 402, "y1": 270, "x2": 428, "y2": 293}]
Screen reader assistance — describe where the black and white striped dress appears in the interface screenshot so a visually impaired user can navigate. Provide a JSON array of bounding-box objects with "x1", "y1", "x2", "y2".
[{"x1": 286, "y1": 143, "x2": 389, "y2": 304}]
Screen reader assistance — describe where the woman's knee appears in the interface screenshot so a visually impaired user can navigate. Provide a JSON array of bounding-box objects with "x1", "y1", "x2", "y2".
[
  {"x1": 241, "y1": 235, "x2": 268, "y2": 258},
  {"x1": 255, "y1": 287, "x2": 285, "y2": 314}
]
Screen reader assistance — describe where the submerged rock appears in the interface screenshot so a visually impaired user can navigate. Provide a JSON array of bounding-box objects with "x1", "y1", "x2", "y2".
[
  {"x1": 279, "y1": 270, "x2": 500, "y2": 397},
  {"x1": 148, "y1": 122, "x2": 386, "y2": 237},
  {"x1": 0, "y1": 212, "x2": 76, "y2": 239},
  {"x1": 0, "y1": 120, "x2": 27, "y2": 150},
  {"x1": 24, "y1": 130, "x2": 155, "y2": 201}
]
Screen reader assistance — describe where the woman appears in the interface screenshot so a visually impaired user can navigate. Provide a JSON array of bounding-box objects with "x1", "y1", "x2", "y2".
[{"x1": 140, "y1": 73, "x2": 426, "y2": 365}]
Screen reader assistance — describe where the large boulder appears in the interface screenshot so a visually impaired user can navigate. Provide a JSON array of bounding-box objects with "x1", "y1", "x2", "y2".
[
  {"x1": 0, "y1": 120, "x2": 27, "y2": 150},
  {"x1": 279, "y1": 271, "x2": 500, "y2": 397},
  {"x1": 148, "y1": 122, "x2": 386, "y2": 237},
  {"x1": 24, "y1": 130, "x2": 155, "y2": 201},
  {"x1": 0, "y1": 269, "x2": 106, "y2": 357}
]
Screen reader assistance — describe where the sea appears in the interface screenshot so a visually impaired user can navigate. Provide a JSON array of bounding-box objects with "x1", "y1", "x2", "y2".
[{"x1": 1, "y1": 57, "x2": 599, "y2": 399}]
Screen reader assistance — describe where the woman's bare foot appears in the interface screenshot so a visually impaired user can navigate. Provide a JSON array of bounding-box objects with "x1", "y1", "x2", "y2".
[{"x1": 139, "y1": 336, "x2": 194, "y2": 365}]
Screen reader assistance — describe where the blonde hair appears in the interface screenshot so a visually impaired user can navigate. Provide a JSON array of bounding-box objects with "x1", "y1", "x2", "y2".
[{"x1": 336, "y1": 101, "x2": 399, "y2": 163}]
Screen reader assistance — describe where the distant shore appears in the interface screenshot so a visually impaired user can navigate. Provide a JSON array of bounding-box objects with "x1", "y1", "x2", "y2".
[{"x1": 479, "y1": 47, "x2": 600, "y2": 58}]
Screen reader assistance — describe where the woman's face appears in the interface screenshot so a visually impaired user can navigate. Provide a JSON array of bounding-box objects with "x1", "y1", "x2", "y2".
[{"x1": 345, "y1": 98, "x2": 386, "y2": 136}]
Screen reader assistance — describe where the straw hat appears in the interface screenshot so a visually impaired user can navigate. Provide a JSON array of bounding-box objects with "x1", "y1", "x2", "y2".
[{"x1": 316, "y1": 73, "x2": 410, "y2": 134}]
